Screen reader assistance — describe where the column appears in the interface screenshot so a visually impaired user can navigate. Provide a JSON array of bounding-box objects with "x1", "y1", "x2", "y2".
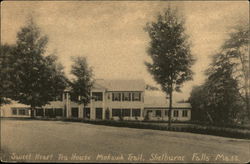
[
  {"x1": 62, "y1": 93, "x2": 65, "y2": 102},
  {"x1": 141, "y1": 108, "x2": 143, "y2": 120},
  {"x1": 78, "y1": 104, "x2": 83, "y2": 119},
  {"x1": 102, "y1": 91, "x2": 105, "y2": 120},
  {"x1": 130, "y1": 109, "x2": 132, "y2": 120},
  {"x1": 43, "y1": 108, "x2": 45, "y2": 118},
  {"x1": 161, "y1": 109, "x2": 164, "y2": 120},
  {"x1": 110, "y1": 108, "x2": 112, "y2": 120},
  {"x1": 188, "y1": 109, "x2": 191, "y2": 121},
  {"x1": 66, "y1": 92, "x2": 71, "y2": 118},
  {"x1": 90, "y1": 91, "x2": 94, "y2": 120},
  {"x1": 53, "y1": 108, "x2": 55, "y2": 118}
]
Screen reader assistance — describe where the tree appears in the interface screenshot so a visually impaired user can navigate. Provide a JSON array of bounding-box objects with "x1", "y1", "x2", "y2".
[
  {"x1": 221, "y1": 25, "x2": 250, "y2": 120},
  {"x1": 70, "y1": 56, "x2": 93, "y2": 115},
  {"x1": 205, "y1": 53, "x2": 242, "y2": 124},
  {"x1": 144, "y1": 7, "x2": 195, "y2": 126},
  {"x1": 10, "y1": 17, "x2": 68, "y2": 117},
  {"x1": 0, "y1": 44, "x2": 16, "y2": 106},
  {"x1": 43, "y1": 55, "x2": 69, "y2": 101},
  {"x1": 189, "y1": 53, "x2": 244, "y2": 125},
  {"x1": 189, "y1": 85, "x2": 212, "y2": 123}
]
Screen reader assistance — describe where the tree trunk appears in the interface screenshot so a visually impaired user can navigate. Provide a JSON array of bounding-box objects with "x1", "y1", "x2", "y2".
[
  {"x1": 30, "y1": 106, "x2": 35, "y2": 118},
  {"x1": 206, "y1": 111, "x2": 214, "y2": 124},
  {"x1": 246, "y1": 92, "x2": 250, "y2": 120},
  {"x1": 168, "y1": 85, "x2": 173, "y2": 127},
  {"x1": 83, "y1": 104, "x2": 85, "y2": 120}
]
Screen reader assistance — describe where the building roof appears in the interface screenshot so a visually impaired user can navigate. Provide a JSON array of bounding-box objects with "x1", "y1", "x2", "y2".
[
  {"x1": 1, "y1": 100, "x2": 30, "y2": 108},
  {"x1": 144, "y1": 95, "x2": 191, "y2": 108},
  {"x1": 94, "y1": 79, "x2": 145, "y2": 91}
]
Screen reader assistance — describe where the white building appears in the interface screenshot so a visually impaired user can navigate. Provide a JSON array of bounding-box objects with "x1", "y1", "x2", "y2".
[
  {"x1": 0, "y1": 79, "x2": 191, "y2": 122},
  {"x1": 144, "y1": 96, "x2": 191, "y2": 121},
  {"x1": 0, "y1": 101, "x2": 31, "y2": 118},
  {"x1": 66, "y1": 79, "x2": 145, "y2": 120}
]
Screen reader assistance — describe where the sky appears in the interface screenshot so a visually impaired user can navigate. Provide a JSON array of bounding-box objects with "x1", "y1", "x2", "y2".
[{"x1": 1, "y1": 1, "x2": 249, "y2": 100}]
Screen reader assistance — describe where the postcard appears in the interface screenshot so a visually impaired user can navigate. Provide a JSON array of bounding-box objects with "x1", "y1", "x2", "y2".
[{"x1": 1, "y1": 0, "x2": 249, "y2": 163}]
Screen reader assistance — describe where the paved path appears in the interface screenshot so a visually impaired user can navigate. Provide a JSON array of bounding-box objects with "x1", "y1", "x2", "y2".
[{"x1": 1, "y1": 119, "x2": 249, "y2": 163}]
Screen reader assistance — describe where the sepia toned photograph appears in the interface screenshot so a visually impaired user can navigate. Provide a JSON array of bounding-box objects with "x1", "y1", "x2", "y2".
[{"x1": 0, "y1": 0, "x2": 249, "y2": 163}]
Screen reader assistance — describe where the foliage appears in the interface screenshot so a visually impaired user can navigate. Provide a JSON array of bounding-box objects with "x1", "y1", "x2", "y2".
[
  {"x1": 144, "y1": 7, "x2": 195, "y2": 126},
  {"x1": 70, "y1": 56, "x2": 93, "y2": 106},
  {"x1": 221, "y1": 25, "x2": 249, "y2": 119},
  {"x1": 189, "y1": 22, "x2": 249, "y2": 125},
  {"x1": 4, "y1": 17, "x2": 68, "y2": 115},
  {"x1": 190, "y1": 54, "x2": 245, "y2": 124},
  {"x1": 189, "y1": 85, "x2": 210, "y2": 122},
  {"x1": 190, "y1": 24, "x2": 249, "y2": 124},
  {"x1": 43, "y1": 55, "x2": 69, "y2": 101},
  {"x1": 206, "y1": 53, "x2": 243, "y2": 124},
  {"x1": 0, "y1": 44, "x2": 16, "y2": 105}
]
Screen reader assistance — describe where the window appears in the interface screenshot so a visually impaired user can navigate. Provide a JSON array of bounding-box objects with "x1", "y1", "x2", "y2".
[
  {"x1": 18, "y1": 109, "x2": 26, "y2": 115},
  {"x1": 122, "y1": 92, "x2": 131, "y2": 101},
  {"x1": 112, "y1": 109, "x2": 122, "y2": 117},
  {"x1": 112, "y1": 93, "x2": 121, "y2": 101},
  {"x1": 174, "y1": 110, "x2": 179, "y2": 117},
  {"x1": 182, "y1": 110, "x2": 188, "y2": 117},
  {"x1": 132, "y1": 92, "x2": 141, "y2": 101},
  {"x1": 71, "y1": 108, "x2": 79, "y2": 118},
  {"x1": 55, "y1": 108, "x2": 63, "y2": 116},
  {"x1": 132, "y1": 109, "x2": 141, "y2": 117},
  {"x1": 156, "y1": 110, "x2": 161, "y2": 117},
  {"x1": 45, "y1": 109, "x2": 50, "y2": 117},
  {"x1": 12, "y1": 108, "x2": 17, "y2": 115},
  {"x1": 92, "y1": 92, "x2": 103, "y2": 101},
  {"x1": 45, "y1": 108, "x2": 55, "y2": 118},
  {"x1": 122, "y1": 109, "x2": 131, "y2": 117},
  {"x1": 36, "y1": 108, "x2": 44, "y2": 116},
  {"x1": 165, "y1": 110, "x2": 171, "y2": 117},
  {"x1": 96, "y1": 108, "x2": 103, "y2": 119},
  {"x1": 84, "y1": 108, "x2": 90, "y2": 119}
]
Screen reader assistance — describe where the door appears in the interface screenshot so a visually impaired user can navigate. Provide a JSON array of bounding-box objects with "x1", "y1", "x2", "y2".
[
  {"x1": 71, "y1": 108, "x2": 79, "y2": 118},
  {"x1": 105, "y1": 108, "x2": 110, "y2": 120},
  {"x1": 83, "y1": 108, "x2": 90, "y2": 119},
  {"x1": 95, "y1": 108, "x2": 103, "y2": 120}
]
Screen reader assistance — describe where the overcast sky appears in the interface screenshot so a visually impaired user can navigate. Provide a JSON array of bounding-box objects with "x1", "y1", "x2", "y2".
[{"x1": 1, "y1": 1, "x2": 249, "y2": 100}]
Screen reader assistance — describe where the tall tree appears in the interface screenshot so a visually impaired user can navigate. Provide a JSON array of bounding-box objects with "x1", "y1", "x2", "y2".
[
  {"x1": 205, "y1": 53, "x2": 243, "y2": 124},
  {"x1": 70, "y1": 56, "x2": 93, "y2": 114},
  {"x1": 44, "y1": 55, "x2": 69, "y2": 101},
  {"x1": 190, "y1": 53, "x2": 244, "y2": 125},
  {"x1": 11, "y1": 17, "x2": 68, "y2": 117},
  {"x1": 145, "y1": 7, "x2": 195, "y2": 126},
  {"x1": 221, "y1": 25, "x2": 250, "y2": 120},
  {"x1": 189, "y1": 85, "x2": 209, "y2": 123},
  {"x1": 0, "y1": 44, "x2": 16, "y2": 106}
]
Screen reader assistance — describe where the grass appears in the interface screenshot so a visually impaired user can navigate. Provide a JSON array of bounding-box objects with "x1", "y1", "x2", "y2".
[{"x1": 2, "y1": 117, "x2": 250, "y2": 139}]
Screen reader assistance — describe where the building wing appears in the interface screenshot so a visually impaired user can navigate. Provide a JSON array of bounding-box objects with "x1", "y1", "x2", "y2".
[{"x1": 144, "y1": 95, "x2": 191, "y2": 108}]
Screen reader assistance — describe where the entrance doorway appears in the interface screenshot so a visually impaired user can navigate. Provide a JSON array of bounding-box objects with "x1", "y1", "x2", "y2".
[
  {"x1": 95, "y1": 108, "x2": 103, "y2": 120},
  {"x1": 83, "y1": 108, "x2": 90, "y2": 119},
  {"x1": 71, "y1": 108, "x2": 79, "y2": 118}
]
